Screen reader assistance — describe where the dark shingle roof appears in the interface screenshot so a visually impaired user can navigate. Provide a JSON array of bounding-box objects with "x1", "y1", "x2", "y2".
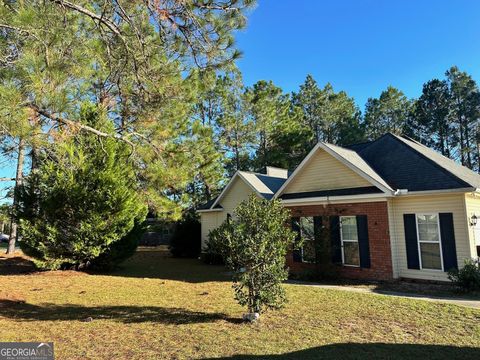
[
  {"x1": 351, "y1": 133, "x2": 476, "y2": 191},
  {"x1": 254, "y1": 174, "x2": 288, "y2": 199}
]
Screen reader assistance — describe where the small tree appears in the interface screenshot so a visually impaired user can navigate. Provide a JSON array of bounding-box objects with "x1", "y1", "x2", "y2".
[
  {"x1": 18, "y1": 104, "x2": 147, "y2": 270},
  {"x1": 217, "y1": 195, "x2": 295, "y2": 320}
]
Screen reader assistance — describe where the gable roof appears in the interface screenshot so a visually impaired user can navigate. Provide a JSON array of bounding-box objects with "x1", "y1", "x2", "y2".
[
  {"x1": 200, "y1": 132, "x2": 480, "y2": 212},
  {"x1": 274, "y1": 142, "x2": 394, "y2": 199},
  {"x1": 198, "y1": 170, "x2": 289, "y2": 211},
  {"x1": 350, "y1": 133, "x2": 479, "y2": 192}
]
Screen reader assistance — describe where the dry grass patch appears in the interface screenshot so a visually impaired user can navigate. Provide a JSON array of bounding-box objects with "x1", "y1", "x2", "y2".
[{"x1": 0, "y1": 249, "x2": 479, "y2": 359}]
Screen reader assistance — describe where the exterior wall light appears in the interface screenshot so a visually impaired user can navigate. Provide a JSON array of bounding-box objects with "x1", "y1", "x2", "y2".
[{"x1": 470, "y1": 214, "x2": 478, "y2": 227}]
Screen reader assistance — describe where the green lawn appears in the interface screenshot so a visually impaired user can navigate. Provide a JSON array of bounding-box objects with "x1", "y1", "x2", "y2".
[{"x1": 0, "y1": 249, "x2": 479, "y2": 359}]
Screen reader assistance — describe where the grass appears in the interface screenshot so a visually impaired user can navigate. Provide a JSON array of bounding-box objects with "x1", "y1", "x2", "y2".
[{"x1": 0, "y1": 249, "x2": 479, "y2": 359}]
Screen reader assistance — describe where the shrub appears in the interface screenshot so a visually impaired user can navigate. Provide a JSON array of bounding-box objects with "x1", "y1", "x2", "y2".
[
  {"x1": 18, "y1": 104, "x2": 147, "y2": 270},
  {"x1": 448, "y1": 258, "x2": 480, "y2": 292},
  {"x1": 218, "y1": 195, "x2": 296, "y2": 320},
  {"x1": 90, "y1": 220, "x2": 147, "y2": 271},
  {"x1": 169, "y1": 212, "x2": 201, "y2": 258},
  {"x1": 203, "y1": 222, "x2": 231, "y2": 265}
]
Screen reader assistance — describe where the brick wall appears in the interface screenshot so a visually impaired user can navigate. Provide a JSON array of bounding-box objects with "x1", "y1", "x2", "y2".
[{"x1": 286, "y1": 201, "x2": 393, "y2": 281}]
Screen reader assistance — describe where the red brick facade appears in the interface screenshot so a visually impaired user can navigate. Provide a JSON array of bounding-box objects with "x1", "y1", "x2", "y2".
[{"x1": 286, "y1": 201, "x2": 393, "y2": 281}]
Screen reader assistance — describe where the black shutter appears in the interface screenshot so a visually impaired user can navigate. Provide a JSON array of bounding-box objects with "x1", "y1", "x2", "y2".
[
  {"x1": 330, "y1": 216, "x2": 342, "y2": 263},
  {"x1": 357, "y1": 215, "x2": 370, "y2": 268},
  {"x1": 403, "y1": 214, "x2": 420, "y2": 269},
  {"x1": 291, "y1": 217, "x2": 302, "y2": 262},
  {"x1": 439, "y1": 213, "x2": 458, "y2": 271}
]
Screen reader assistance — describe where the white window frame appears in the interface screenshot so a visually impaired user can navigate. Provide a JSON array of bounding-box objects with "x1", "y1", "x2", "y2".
[
  {"x1": 339, "y1": 216, "x2": 360, "y2": 267},
  {"x1": 415, "y1": 213, "x2": 444, "y2": 271}
]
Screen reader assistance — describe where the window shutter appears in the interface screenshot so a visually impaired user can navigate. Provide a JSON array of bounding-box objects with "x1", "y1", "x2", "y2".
[
  {"x1": 330, "y1": 216, "x2": 342, "y2": 263},
  {"x1": 356, "y1": 215, "x2": 370, "y2": 268},
  {"x1": 439, "y1": 213, "x2": 458, "y2": 271},
  {"x1": 403, "y1": 214, "x2": 420, "y2": 269},
  {"x1": 291, "y1": 217, "x2": 302, "y2": 262}
]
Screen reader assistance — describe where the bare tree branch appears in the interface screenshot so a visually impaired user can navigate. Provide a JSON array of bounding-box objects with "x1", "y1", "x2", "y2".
[{"x1": 0, "y1": 178, "x2": 14, "y2": 182}]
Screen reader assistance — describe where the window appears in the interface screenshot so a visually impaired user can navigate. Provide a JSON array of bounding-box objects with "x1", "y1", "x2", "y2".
[
  {"x1": 416, "y1": 214, "x2": 443, "y2": 270},
  {"x1": 300, "y1": 217, "x2": 316, "y2": 263},
  {"x1": 340, "y1": 216, "x2": 360, "y2": 266}
]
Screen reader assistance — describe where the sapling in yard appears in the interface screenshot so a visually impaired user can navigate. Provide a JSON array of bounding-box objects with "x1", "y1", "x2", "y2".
[{"x1": 212, "y1": 194, "x2": 296, "y2": 321}]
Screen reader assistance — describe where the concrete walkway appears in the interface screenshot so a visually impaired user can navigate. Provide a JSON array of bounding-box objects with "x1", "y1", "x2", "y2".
[{"x1": 287, "y1": 281, "x2": 480, "y2": 309}]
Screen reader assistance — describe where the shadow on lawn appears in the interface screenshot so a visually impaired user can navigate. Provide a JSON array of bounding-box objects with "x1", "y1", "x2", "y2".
[
  {"x1": 0, "y1": 299, "x2": 241, "y2": 324},
  {"x1": 0, "y1": 256, "x2": 36, "y2": 275},
  {"x1": 104, "y1": 249, "x2": 230, "y2": 283},
  {"x1": 205, "y1": 343, "x2": 479, "y2": 360}
]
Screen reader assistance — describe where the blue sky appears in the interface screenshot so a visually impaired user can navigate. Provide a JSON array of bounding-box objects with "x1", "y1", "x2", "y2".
[
  {"x1": 235, "y1": 0, "x2": 480, "y2": 107},
  {"x1": 2, "y1": 1, "x2": 479, "y2": 201}
]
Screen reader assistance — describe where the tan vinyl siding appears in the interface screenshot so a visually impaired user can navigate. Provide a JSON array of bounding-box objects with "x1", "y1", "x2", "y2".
[
  {"x1": 200, "y1": 177, "x2": 257, "y2": 249},
  {"x1": 218, "y1": 177, "x2": 257, "y2": 218},
  {"x1": 283, "y1": 149, "x2": 372, "y2": 194},
  {"x1": 464, "y1": 193, "x2": 480, "y2": 257},
  {"x1": 389, "y1": 194, "x2": 470, "y2": 281},
  {"x1": 200, "y1": 212, "x2": 221, "y2": 250}
]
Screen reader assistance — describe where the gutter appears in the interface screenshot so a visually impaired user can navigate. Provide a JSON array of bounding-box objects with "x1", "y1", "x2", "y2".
[
  {"x1": 196, "y1": 208, "x2": 224, "y2": 213},
  {"x1": 392, "y1": 187, "x2": 476, "y2": 197}
]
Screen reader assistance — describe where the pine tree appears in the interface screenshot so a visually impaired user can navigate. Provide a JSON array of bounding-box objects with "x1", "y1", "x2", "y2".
[
  {"x1": 446, "y1": 66, "x2": 480, "y2": 170},
  {"x1": 245, "y1": 80, "x2": 311, "y2": 171},
  {"x1": 18, "y1": 104, "x2": 147, "y2": 270},
  {"x1": 364, "y1": 86, "x2": 412, "y2": 140},
  {"x1": 0, "y1": 1, "x2": 255, "y2": 223},
  {"x1": 293, "y1": 75, "x2": 363, "y2": 146},
  {"x1": 412, "y1": 79, "x2": 454, "y2": 157}
]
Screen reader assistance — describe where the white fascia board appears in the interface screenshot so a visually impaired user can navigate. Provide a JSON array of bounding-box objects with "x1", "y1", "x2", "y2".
[{"x1": 197, "y1": 208, "x2": 224, "y2": 213}]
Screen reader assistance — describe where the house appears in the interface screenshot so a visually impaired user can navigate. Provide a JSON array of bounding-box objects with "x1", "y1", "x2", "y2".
[
  {"x1": 198, "y1": 133, "x2": 480, "y2": 282},
  {"x1": 198, "y1": 166, "x2": 289, "y2": 248}
]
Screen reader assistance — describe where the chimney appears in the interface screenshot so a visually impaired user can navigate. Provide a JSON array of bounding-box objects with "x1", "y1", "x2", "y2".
[{"x1": 266, "y1": 166, "x2": 289, "y2": 179}]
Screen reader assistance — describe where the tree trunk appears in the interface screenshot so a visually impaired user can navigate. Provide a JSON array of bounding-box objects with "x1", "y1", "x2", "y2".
[{"x1": 6, "y1": 139, "x2": 25, "y2": 255}]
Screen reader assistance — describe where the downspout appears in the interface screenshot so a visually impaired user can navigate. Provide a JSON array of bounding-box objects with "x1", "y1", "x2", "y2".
[{"x1": 388, "y1": 189, "x2": 407, "y2": 279}]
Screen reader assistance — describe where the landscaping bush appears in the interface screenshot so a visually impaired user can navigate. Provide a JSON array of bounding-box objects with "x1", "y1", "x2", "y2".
[
  {"x1": 169, "y1": 212, "x2": 201, "y2": 258},
  {"x1": 18, "y1": 104, "x2": 147, "y2": 270},
  {"x1": 217, "y1": 195, "x2": 296, "y2": 320},
  {"x1": 203, "y1": 222, "x2": 232, "y2": 265},
  {"x1": 448, "y1": 258, "x2": 480, "y2": 292},
  {"x1": 90, "y1": 220, "x2": 147, "y2": 271}
]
